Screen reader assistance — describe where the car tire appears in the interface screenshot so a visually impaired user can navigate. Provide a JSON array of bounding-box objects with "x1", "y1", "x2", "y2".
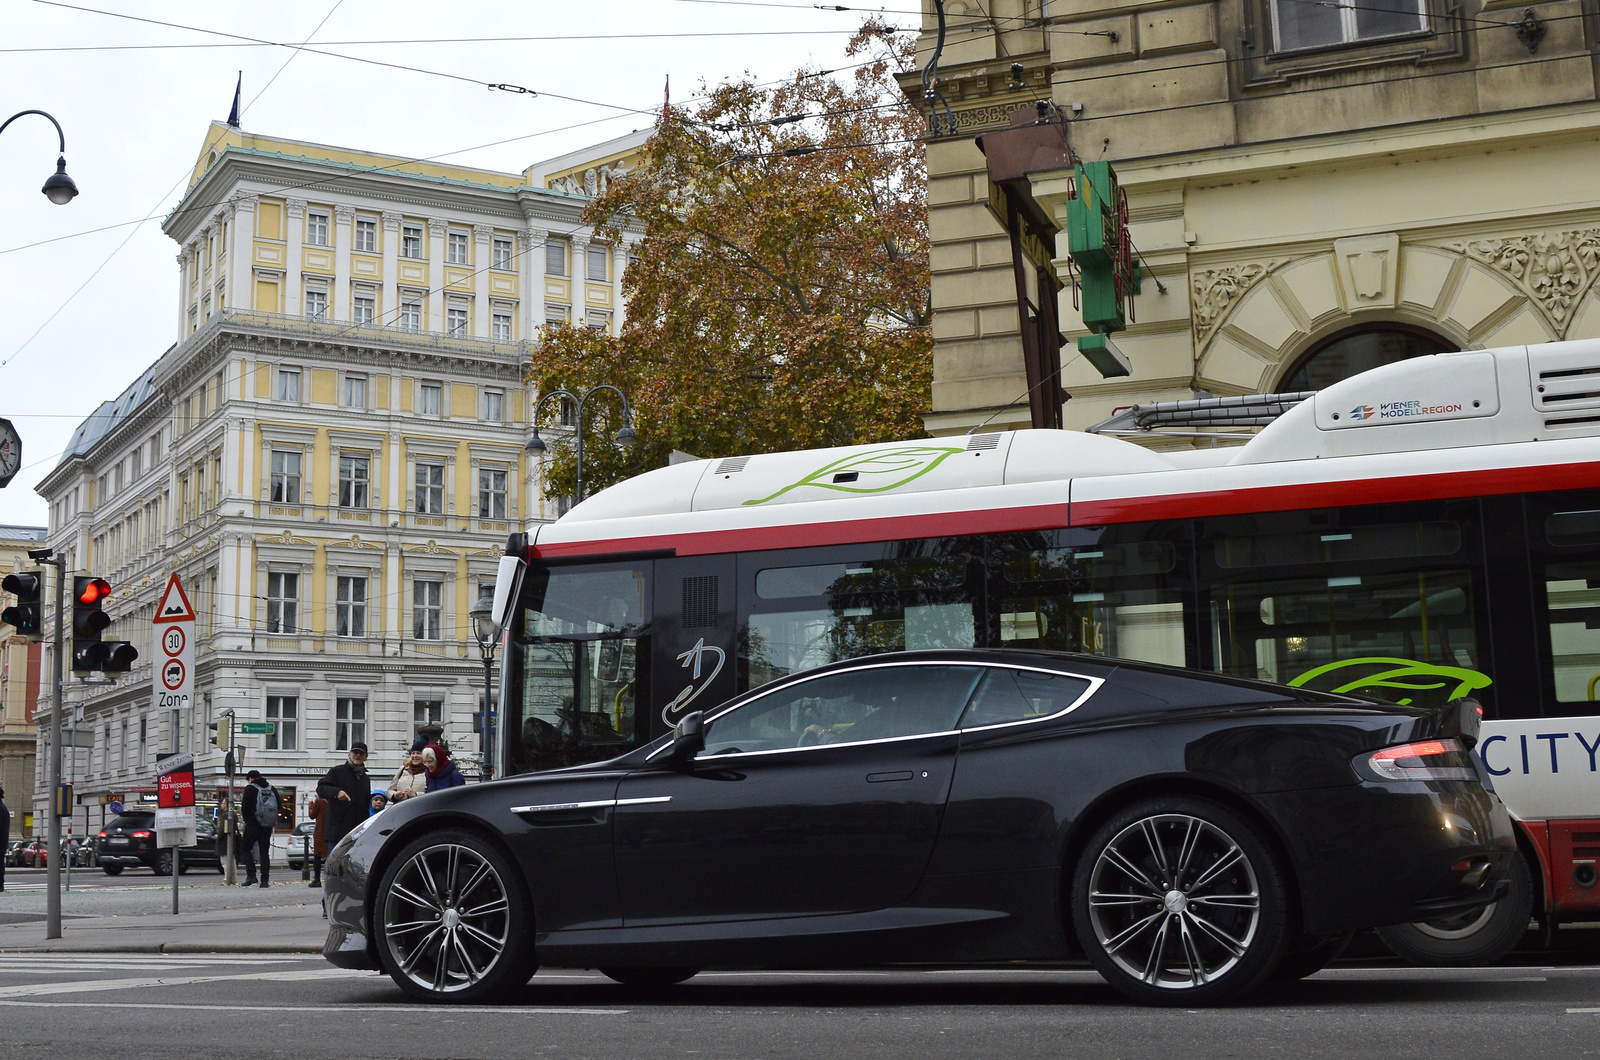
[
  {"x1": 102, "y1": 865, "x2": 123, "y2": 876},
  {"x1": 1271, "y1": 933, "x2": 1353, "y2": 981},
  {"x1": 1375, "y1": 850, "x2": 1533, "y2": 967},
  {"x1": 1072, "y1": 796, "x2": 1292, "y2": 1006},
  {"x1": 373, "y1": 828, "x2": 536, "y2": 1003},
  {"x1": 598, "y1": 968, "x2": 699, "y2": 988},
  {"x1": 154, "y1": 851, "x2": 172, "y2": 876}
]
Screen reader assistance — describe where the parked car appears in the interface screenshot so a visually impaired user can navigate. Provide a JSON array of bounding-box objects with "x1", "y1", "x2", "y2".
[
  {"x1": 285, "y1": 822, "x2": 317, "y2": 870},
  {"x1": 19, "y1": 838, "x2": 46, "y2": 868},
  {"x1": 325, "y1": 649, "x2": 1517, "y2": 1006},
  {"x1": 96, "y1": 812, "x2": 225, "y2": 875},
  {"x1": 65, "y1": 837, "x2": 96, "y2": 868},
  {"x1": 3, "y1": 840, "x2": 25, "y2": 866}
]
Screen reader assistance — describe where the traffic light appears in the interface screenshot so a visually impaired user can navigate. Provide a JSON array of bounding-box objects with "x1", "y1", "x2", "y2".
[
  {"x1": 209, "y1": 714, "x2": 232, "y2": 749},
  {"x1": 71, "y1": 576, "x2": 136, "y2": 674},
  {"x1": 0, "y1": 570, "x2": 43, "y2": 642}
]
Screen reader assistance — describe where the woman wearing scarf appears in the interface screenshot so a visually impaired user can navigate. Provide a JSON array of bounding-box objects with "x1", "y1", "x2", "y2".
[
  {"x1": 388, "y1": 739, "x2": 429, "y2": 803},
  {"x1": 422, "y1": 744, "x2": 465, "y2": 791}
]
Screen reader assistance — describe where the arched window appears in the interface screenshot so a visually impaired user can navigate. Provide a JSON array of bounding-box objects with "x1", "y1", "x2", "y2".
[{"x1": 1278, "y1": 324, "x2": 1456, "y2": 392}]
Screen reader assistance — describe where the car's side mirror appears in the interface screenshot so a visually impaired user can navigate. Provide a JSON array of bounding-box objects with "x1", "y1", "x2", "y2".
[{"x1": 667, "y1": 711, "x2": 706, "y2": 764}]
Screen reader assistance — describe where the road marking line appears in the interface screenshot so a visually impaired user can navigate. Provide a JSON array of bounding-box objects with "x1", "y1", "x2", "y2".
[
  {"x1": 0, "y1": 967, "x2": 364, "y2": 998},
  {"x1": 0, "y1": 1000, "x2": 628, "y2": 1015}
]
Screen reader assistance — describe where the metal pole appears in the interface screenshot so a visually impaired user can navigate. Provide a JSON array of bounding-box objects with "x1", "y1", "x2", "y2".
[
  {"x1": 171, "y1": 844, "x2": 178, "y2": 915},
  {"x1": 225, "y1": 746, "x2": 236, "y2": 885},
  {"x1": 482, "y1": 653, "x2": 494, "y2": 781},
  {"x1": 63, "y1": 707, "x2": 72, "y2": 893},
  {"x1": 575, "y1": 395, "x2": 586, "y2": 503},
  {"x1": 45, "y1": 555, "x2": 63, "y2": 940}
]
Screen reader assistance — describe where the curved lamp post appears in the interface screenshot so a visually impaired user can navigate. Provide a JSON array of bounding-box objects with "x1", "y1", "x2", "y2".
[
  {"x1": 525, "y1": 384, "x2": 637, "y2": 503},
  {"x1": 0, "y1": 110, "x2": 79, "y2": 205},
  {"x1": 468, "y1": 585, "x2": 499, "y2": 782}
]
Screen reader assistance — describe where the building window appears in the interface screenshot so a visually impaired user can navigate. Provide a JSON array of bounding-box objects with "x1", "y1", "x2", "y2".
[
  {"x1": 304, "y1": 287, "x2": 327, "y2": 321},
  {"x1": 265, "y1": 695, "x2": 298, "y2": 750},
  {"x1": 266, "y1": 573, "x2": 298, "y2": 634},
  {"x1": 400, "y1": 298, "x2": 421, "y2": 332},
  {"x1": 479, "y1": 467, "x2": 507, "y2": 519},
  {"x1": 447, "y1": 230, "x2": 470, "y2": 264},
  {"x1": 270, "y1": 450, "x2": 302, "y2": 504},
  {"x1": 545, "y1": 305, "x2": 569, "y2": 327},
  {"x1": 492, "y1": 236, "x2": 514, "y2": 269},
  {"x1": 418, "y1": 382, "x2": 442, "y2": 416},
  {"x1": 586, "y1": 244, "x2": 607, "y2": 282},
  {"x1": 414, "y1": 579, "x2": 444, "y2": 640},
  {"x1": 546, "y1": 240, "x2": 566, "y2": 277},
  {"x1": 415, "y1": 461, "x2": 445, "y2": 514},
  {"x1": 402, "y1": 224, "x2": 424, "y2": 258},
  {"x1": 446, "y1": 305, "x2": 468, "y2": 336},
  {"x1": 336, "y1": 697, "x2": 367, "y2": 750},
  {"x1": 276, "y1": 367, "x2": 301, "y2": 402},
  {"x1": 307, "y1": 210, "x2": 329, "y2": 247},
  {"x1": 483, "y1": 389, "x2": 504, "y2": 423},
  {"x1": 336, "y1": 576, "x2": 367, "y2": 637},
  {"x1": 1278, "y1": 324, "x2": 1455, "y2": 391},
  {"x1": 343, "y1": 374, "x2": 367, "y2": 408},
  {"x1": 338, "y1": 454, "x2": 369, "y2": 508},
  {"x1": 355, "y1": 218, "x2": 376, "y2": 253},
  {"x1": 1271, "y1": 0, "x2": 1425, "y2": 50},
  {"x1": 585, "y1": 309, "x2": 610, "y2": 332},
  {"x1": 414, "y1": 698, "x2": 443, "y2": 731},
  {"x1": 353, "y1": 293, "x2": 375, "y2": 326}
]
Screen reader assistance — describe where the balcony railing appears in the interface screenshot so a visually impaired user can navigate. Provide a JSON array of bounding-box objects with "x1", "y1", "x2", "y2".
[{"x1": 185, "y1": 307, "x2": 531, "y2": 359}]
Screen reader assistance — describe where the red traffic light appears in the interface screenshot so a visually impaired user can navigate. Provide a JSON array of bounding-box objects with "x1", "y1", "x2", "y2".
[{"x1": 76, "y1": 577, "x2": 110, "y2": 605}]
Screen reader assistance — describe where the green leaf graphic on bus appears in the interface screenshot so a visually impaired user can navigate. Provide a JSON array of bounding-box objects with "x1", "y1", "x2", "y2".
[
  {"x1": 742, "y1": 446, "x2": 967, "y2": 506},
  {"x1": 1286, "y1": 656, "x2": 1492, "y2": 706}
]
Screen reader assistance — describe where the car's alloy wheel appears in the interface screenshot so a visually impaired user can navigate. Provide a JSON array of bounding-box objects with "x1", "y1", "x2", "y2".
[
  {"x1": 374, "y1": 830, "x2": 535, "y2": 1003},
  {"x1": 1376, "y1": 849, "x2": 1532, "y2": 966},
  {"x1": 1073, "y1": 798, "x2": 1289, "y2": 1006},
  {"x1": 154, "y1": 851, "x2": 173, "y2": 876}
]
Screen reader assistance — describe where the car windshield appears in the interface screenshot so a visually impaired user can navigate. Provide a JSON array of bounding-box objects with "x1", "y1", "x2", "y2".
[{"x1": 108, "y1": 815, "x2": 153, "y2": 829}]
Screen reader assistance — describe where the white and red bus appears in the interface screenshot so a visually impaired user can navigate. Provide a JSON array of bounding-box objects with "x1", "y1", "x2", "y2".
[{"x1": 492, "y1": 338, "x2": 1600, "y2": 962}]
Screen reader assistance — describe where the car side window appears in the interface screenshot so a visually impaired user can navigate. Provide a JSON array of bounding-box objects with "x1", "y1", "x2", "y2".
[
  {"x1": 959, "y1": 668, "x2": 1092, "y2": 728},
  {"x1": 704, "y1": 665, "x2": 983, "y2": 755}
]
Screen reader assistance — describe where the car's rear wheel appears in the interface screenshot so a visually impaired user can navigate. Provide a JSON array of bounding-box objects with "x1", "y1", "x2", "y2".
[
  {"x1": 599, "y1": 968, "x2": 699, "y2": 988},
  {"x1": 1072, "y1": 797, "x2": 1291, "y2": 1006},
  {"x1": 101, "y1": 864, "x2": 122, "y2": 876},
  {"x1": 1376, "y1": 850, "x2": 1532, "y2": 966},
  {"x1": 374, "y1": 829, "x2": 536, "y2": 1003},
  {"x1": 154, "y1": 851, "x2": 173, "y2": 876}
]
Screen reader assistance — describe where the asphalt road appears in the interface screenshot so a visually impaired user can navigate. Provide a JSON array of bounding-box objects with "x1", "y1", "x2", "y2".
[
  {"x1": 0, "y1": 867, "x2": 317, "y2": 922},
  {"x1": 0, "y1": 955, "x2": 1598, "y2": 1060}
]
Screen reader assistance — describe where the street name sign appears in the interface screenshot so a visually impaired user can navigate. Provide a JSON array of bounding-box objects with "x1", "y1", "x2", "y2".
[
  {"x1": 240, "y1": 722, "x2": 275, "y2": 735},
  {"x1": 151, "y1": 573, "x2": 196, "y2": 724}
]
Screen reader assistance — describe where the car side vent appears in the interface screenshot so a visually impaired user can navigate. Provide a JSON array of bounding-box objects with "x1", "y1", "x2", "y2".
[
  {"x1": 682, "y1": 575, "x2": 719, "y2": 628},
  {"x1": 966, "y1": 433, "x2": 1001, "y2": 451},
  {"x1": 714, "y1": 456, "x2": 750, "y2": 475}
]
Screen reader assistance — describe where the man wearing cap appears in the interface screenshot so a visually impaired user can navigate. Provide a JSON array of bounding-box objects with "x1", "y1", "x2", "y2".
[
  {"x1": 239, "y1": 769, "x2": 279, "y2": 888},
  {"x1": 315, "y1": 742, "x2": 372, "y2": 852}
]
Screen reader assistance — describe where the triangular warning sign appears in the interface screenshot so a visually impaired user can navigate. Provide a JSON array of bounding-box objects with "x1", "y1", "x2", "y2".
[{"x1": 152, "y1": 573, "x2": 196, "y2": 624}]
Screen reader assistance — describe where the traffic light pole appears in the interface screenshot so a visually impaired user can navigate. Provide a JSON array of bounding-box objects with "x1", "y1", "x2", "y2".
[{"x1": 43, "y1": 554, "x2": 64, "y2": 940}]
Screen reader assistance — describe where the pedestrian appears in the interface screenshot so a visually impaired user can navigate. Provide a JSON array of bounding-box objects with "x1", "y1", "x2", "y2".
[
  {"x1": 306, "y1": 796, "x2": 327, "y2": 889},
  {"x1": 239, "y1": 770, "x2": 279, "y2": 888},
  {"x1": 0, "y1": 787, "x2": 10, "y2": 893},
  {"x1": 422, "y1": 744, "x2": 465, "y2": 791},
  {"x1": 388, "y1": 739, "x2": 429, "y2": 803},
  {"x1": 315, "y1": 742, "x2": 372, "y2": 851},
  {"x1": 369, "y1": 792, "x2": 388, "y2": 816}
]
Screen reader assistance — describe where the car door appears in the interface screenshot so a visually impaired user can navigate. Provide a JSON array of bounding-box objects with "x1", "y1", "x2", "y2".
[{"x1": 612, "y1": 662, "x2": 983, "y2": 926}]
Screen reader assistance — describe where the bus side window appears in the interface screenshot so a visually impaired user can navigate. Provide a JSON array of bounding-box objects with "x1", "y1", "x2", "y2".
[{"x1": 1538, "y1": 508, "x2": 1600, "y2": 704}]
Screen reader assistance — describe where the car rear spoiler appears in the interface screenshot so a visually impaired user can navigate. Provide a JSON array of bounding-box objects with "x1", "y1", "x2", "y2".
[{"x1": 1413, "y1": 696, "x2": 1483, "y2": 748}]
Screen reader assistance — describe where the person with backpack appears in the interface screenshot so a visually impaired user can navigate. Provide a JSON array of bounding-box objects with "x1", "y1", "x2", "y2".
[
  {"x1": 315, "y1": 742, "x2": 371, "y2": 852},
  {"x1": 239, "y1": 770, "x2": 279, "y2": 888}
]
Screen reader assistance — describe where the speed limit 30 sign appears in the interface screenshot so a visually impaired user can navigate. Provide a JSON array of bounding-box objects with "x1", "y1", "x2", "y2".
[{"x1": 152, "y1": 573, "x2": 196, "y2": 720}]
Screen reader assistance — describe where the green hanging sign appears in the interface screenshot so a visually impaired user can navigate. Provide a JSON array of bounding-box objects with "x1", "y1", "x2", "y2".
[{"x1": 1064, "y1": 161, "x2": 1139, "y2": 376}]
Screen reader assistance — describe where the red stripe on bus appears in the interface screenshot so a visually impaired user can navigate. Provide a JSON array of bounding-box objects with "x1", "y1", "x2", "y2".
[{"x1": 530, "y1": 459, "x2": 1600, "y2": 560}]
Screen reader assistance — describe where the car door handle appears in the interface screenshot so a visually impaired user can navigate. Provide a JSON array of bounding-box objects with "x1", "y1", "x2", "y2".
[{"x1": 866, "y1": 771, "x2": 914, "y2": 783}]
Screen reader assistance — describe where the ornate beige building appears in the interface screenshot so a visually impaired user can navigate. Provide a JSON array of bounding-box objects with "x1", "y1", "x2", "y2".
[
  {"x1": 910, "y1": 0, "x2": 1600, "y2": 435},
  {"x1": 33, "y1": 123, "x2": 642, "y2": 838}
]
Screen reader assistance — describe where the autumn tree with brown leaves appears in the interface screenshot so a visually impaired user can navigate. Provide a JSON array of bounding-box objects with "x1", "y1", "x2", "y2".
[{"x1": 527, "y1": 22, "x2": 930, "y2": 501}]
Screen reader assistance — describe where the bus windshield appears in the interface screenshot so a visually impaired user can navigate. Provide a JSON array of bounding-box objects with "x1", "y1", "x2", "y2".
[{"x1": 504, "y1": 564, "x2": 650, "y2": 775}]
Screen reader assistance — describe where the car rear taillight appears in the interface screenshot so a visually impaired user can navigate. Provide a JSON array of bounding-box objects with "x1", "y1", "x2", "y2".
[
  {"x1": 97, "y1": 831, "x2": 107, "y2": 838},
  {"x1": 131, "y1": 830, "x2": 153, "y2": 839},
  {"x1": 1357, "y1": 738, "x2": 1479, "y2": 782}
]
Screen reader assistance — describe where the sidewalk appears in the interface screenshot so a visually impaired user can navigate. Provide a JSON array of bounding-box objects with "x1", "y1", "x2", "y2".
[{"x1": 0, "y1": 890, "x2": 329, "y2": 954}]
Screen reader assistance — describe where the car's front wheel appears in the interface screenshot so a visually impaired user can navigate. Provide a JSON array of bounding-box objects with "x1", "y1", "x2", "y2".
[
  {"x1": 1376, "y1": 849, "x2": 1533, "y2": 966},
  {"x1": 374, "y1": 829, "x2": 536, "y2": 1003},
  {"x1": 1072, "y1": 797, "x2": 1291, "y2": 1006}
]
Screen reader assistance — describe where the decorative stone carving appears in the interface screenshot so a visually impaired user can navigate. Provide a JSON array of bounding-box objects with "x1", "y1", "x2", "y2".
[
  {"x1": 1446, "y1": 228, "x2": 1600, "y2": 335},
  {"x1": 1191, "y1": 262, "x2": 1275, "y2": 348},
  {"x1": 1334, "y1": 233, "x2": 1401, "y2": 311},
  {"x1": 583, "y1": 168, "x2": 599, "y2": 196},
  {"x1": 334, "y1": 204, "x2": 355, "y2": 222},
  {"x1": 549, "y1": 175, "x2": 581, "y2": 195},
  {"x1": 285, "y1": 198, "x2": 307, "y2": 218},
  {"x1": 427, "y1": 217, "x2": 450, "y2": 237},
  {"x1": 473, "y1": 224, "x2": 495, "y2": 241},
  {"x1": 381, "y1": 210, "x2": 402, "y2": 232}
]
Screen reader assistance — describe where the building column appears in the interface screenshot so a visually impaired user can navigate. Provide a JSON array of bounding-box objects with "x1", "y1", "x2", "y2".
[
  {"x1": 231, "y1": 194, "x2": 257, "y2": 314},
  {"x1": 570, "y1": 233, "x2": 590, "y2": 328},
  {"x1": 472, "y1": 224, "x2": 494, "y2": 338},
  {"x1": 176, "y1": 250, "x2": 190, "y2": 339},
  {"x1": 522, "y1": 227, "x2": 547, "y2": 337},
  {"x1": 334, "y1": 205, "x2": 354, "y2": 322},
  {"x1": 285, "y1": 198, "x2": 306, "y2": 319},
  {"x1": 426, "y1": 217, "x2": 448, "y2": 333},
  {"x1": 612, "y1": 239, "x2": 630, "y2": 334},
  {"x1": 380, "y1": 211, "x2": 401, "y2": 326}
]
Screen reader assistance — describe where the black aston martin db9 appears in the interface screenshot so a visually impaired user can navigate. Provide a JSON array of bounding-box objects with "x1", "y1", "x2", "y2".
[{"x1": 323, "y1": 650, "x2": 1514, "y2": 1006}]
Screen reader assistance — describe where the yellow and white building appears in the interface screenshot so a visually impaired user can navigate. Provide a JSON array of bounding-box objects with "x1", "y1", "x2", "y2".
[{"x1": 33, "y1": 123, "x2": 644, "y2": 835}]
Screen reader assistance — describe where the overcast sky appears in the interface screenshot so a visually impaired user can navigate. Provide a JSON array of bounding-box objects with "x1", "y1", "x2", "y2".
[{"x1": 0, "y1": 0, "x2": 917, "y2": 526}]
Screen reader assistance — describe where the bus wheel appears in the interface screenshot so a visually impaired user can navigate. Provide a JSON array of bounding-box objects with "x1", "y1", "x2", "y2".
[{"x1": 1376, "y1": 852, "x2": 1533, "y2": 966}]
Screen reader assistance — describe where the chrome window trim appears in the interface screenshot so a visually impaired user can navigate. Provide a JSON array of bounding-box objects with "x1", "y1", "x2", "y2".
[
  {"x1": 691, "y1": 660, "x2": 1106, "y2": 762},
  {"x1": 510, "y1": 796, "x2": 672, "y2": 814}
]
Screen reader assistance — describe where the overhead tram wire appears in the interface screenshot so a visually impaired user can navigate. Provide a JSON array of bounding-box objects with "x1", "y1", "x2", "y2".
[{"x1": 0, "y1": 28, "x2": 919, "y2": 53}]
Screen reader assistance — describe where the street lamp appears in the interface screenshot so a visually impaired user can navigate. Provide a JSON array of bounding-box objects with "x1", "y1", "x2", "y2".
[
  {"x1": 468, "y1": 585, "x2": 499, "y2": 782},
  {"x1": 526, "y1": 384, "x2": 637, "y2": 503},
  {"x1": 0, "y1": 110, "x2": 79, "y2": 205}
]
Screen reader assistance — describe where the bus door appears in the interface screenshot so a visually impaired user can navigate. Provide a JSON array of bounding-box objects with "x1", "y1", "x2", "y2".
[{"x1": 651, "y1": 554, "x2": 739, "y2": 737}]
